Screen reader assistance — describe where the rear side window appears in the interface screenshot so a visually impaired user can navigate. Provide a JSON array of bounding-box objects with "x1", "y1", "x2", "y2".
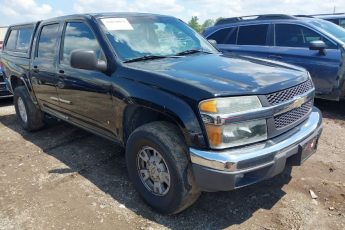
[
  {"x1": 227, "y1": 27, "x2": 238, "y2": 44},
  {"x1": 37, "y1": 24, "x2": 60, "y2": 59},
  {"x1": 5, "y1": 29, "x2": 18, "y2": 50},
  {"x1": 16, "y1": 28, "x2": 34, "y2": 50},
  {"x1": 275, "y1": 24, "x2": 336, "y2": 49},
  {"x1": 61, "y1": 22, "x2": 103, "y2": 64},
  {"x1": 326, "y1": 19, "x2": 340, "y2": 25},
  {"x1": 5, "y1": 26, "x2": 33, "y2": 52},
  {"x1": 237, "y1": 25, "x2": 269, "y2": 45},
  {"x1": 207, "y1": 27, "x2": 233, "y2": 44}
]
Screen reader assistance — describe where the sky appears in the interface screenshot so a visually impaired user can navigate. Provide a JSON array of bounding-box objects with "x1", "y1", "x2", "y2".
[{"x1": 0, "y1": 0, "x2": 345, "y2": 26}]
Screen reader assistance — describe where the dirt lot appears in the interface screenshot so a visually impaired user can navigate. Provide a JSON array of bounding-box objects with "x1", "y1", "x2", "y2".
[{"x1": 0, "y1": 98, "x2": 344, "y2": 230}]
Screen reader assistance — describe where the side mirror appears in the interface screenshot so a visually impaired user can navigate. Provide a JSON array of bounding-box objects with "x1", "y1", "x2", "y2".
[
  {"x1": 208, "y1": 39, "x2": 217, "y2": 47},
  {"x1": 309, "y1": 40, "x2": 327, "y2": 55},
  {"x1": 70, "y1": 49, "x2": 107, "y2": 72}
]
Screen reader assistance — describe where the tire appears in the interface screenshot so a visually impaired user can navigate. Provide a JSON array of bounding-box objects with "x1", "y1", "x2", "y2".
[
  {"x1": 13, "y1": 86, "x2": 44, "y2": 131},
  {"x1": 126, "y1": 121, "x2": 200, "y2": 214}
]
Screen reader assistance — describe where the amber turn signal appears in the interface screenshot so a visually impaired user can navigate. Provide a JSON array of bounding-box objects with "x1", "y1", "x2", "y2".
[
  {"x1": 199, "y1": 100, "x2": 217, "y2": 113},
  {"x1": 205, "y1": 124, "x2": 222, "y2": 146}
]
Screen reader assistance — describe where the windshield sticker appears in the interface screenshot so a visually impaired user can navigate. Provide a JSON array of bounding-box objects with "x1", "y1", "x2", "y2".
[{"x1": 101, "y1": 18, "x2": 134, "y2": 31}]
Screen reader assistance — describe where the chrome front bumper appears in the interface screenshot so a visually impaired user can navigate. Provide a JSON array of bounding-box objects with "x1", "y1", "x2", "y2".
[{"x1": 190, "y1": 107, "x2": 323, "y2": 191}]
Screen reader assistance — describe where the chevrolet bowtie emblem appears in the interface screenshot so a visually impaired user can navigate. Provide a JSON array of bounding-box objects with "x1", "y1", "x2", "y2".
[{"x1": 293, "y1": 97, "x2": 305, "y2": 108}]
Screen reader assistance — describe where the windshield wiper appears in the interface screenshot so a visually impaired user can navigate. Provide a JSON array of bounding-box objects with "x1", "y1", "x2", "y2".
[
  {"x1": 175, "y1": 49, "x2": 213, "y2": 56},
  {"x1": 124, "y1": 55, "x2": 170, "y2": 63}
]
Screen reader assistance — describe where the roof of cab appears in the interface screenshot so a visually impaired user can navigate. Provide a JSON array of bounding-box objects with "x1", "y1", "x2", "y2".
[
  {"x1": 7, "y1": 21, "x2": 39, "y2": 28},
  {"x1": 90, "y1": 12, "x2": 171, "y2": 18},
  {"x1": 42, "y1": 12, "x2": 172, "y2": 22},
  {"x1": 7, "y1": 12, "x2": 174, "y2": 27}
]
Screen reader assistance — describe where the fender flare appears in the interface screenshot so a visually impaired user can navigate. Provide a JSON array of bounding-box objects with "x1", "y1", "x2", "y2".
[
  {"x1": 9, "y1": 74, "x2": 39, "y2": 105},
  {"x1": 121, "y1": 91, "x2": 207, "y2": 149}
]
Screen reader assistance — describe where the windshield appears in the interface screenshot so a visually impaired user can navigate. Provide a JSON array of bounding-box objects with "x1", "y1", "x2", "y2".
[
  {"x1": 99, "y1": 16, "x2": 217, "y2": 61},
  {"x1": 310, "y1": 19, "x2": 345, "y2": 43}
]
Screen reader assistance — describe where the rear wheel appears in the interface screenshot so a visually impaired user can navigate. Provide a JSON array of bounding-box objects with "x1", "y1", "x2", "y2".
[
  {"x1": 126, "y1": 122, "x2": 200, "y2": 214},
  {"x1": 13, "y1": 86, "x2": 44, "y2": 131}
]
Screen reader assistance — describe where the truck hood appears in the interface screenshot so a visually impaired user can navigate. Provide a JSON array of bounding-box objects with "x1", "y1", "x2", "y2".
[{"x1": 123, "y1": 53, "x2": 309, "y2": 100}]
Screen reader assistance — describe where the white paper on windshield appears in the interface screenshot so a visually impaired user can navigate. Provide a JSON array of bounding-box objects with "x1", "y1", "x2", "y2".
[{"x1": 101, "y1": 18, "x2": 134, "y2": 31}]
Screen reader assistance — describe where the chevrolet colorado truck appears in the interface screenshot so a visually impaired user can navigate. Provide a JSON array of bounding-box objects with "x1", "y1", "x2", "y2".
[{"x1": 0, "y1": 13, "x2": 323, "y2": 214}]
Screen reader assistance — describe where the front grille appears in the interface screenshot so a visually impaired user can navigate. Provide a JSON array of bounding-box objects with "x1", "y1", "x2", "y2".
[
  {"x1": 266, "y1": 80, "x2": 313, "y2": 105},
  {"x1": 274, "y1": 101, "x2": 313, "y2": 129}
]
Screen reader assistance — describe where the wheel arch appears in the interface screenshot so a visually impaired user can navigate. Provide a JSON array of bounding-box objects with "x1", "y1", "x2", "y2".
[
  {"x1": 9, "y1": 74, "x2": 39, "y2": 105},
  {"x1": 122, "y1": 100, "x2": 206, "y2": 149}
]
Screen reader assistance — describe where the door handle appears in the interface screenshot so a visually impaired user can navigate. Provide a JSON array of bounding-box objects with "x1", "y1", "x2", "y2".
[
  {"x1": 33, "y1": 65, "x2": 39, "y2": 73},
  {"x1": 59, "y1": 70, "x2": 65, "y2": 74},
  {"x1": 57, "y1": 73, "x2": 65, "y2": 89},
  {"x1": 268, "y1": 55, "x2": 283, "y2": 60}
]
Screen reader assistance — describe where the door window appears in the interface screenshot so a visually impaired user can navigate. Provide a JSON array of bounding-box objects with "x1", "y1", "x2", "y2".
[
  {"x1": 237, "y1": 24, "x2": 269, "y2": 45},
  {"x1": 326, "y1": 19, "x2": 340, "y2": 25},
  {"x1": 5, "y1": 29, "x2": 18, "y2": 50},
  {"x1": 275, "y1": 24, "x2": 336, "y2": 49},
  {"x1": 16, "y1": 28, "x2": 34, "y2": 51},
  {"x1": 5, "y1": 26, "x2": 34, "y2": 52},
  {"x1": 61, "y1": 22, "x2": 103, "y2": 65},
  {"x1": 207, "y1": 27, "x2": 237, "y2": 44},
  {"x1": 37, "y1": 24, "x2": 60, "y2": 59}
]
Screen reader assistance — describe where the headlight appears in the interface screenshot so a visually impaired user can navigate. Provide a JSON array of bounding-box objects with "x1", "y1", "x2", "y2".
[
  {"x1": 199, "y1": 96, "x2": 262, "y2": 114},
  {"x1": 199, "y1": 96, "x2": 267, "y2": 149}
]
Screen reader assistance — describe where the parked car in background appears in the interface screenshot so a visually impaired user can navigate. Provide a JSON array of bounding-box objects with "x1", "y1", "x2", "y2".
[
  {"x1": 203, "y1": 14, "x2": 345, "y2": 101},
  {"x1": 311, "y1": 13, "x2": 345, "y2": 28},
  {"x1": 1, "y1": 13, "x2": 323, "y2": 214},
  {"x1": 1, "y1": 26, "x2": 13, "y2": 98},
  {"x1": 0, "y1": 66, "x2": 12, "y2": 98}
]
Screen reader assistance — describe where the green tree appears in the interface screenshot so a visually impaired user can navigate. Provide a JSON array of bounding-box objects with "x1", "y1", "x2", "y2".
[
  {"x1": 201, "y1": 19, "x2": 215, "y2": 31},
  {"x1": 188, "y1": 16, "x2": 201, "y2": 33},
  {"x1": 215, "y1": 17, "x2": 224, "y2": 24}
]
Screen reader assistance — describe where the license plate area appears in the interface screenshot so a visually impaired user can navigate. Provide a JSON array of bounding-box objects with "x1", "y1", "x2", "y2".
[
  {"x1": 300, "y1": 137, "x2": 318, "y2": 163},
  {"x1": 288, "y1": 135, "x2": 319, "y2": 166}
]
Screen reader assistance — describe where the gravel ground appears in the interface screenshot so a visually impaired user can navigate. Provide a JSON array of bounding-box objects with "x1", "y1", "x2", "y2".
[{"x1": 0, "y1": 98, "x2": 344, "y2": 230}]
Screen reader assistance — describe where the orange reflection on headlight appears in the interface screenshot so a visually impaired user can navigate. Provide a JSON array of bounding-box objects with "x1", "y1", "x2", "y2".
[{"x1": 199, "y1": 100, "x2": 217, "y2": 113}]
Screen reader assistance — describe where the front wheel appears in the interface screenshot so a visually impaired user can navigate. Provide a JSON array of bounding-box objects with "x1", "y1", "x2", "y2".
[
  {"x1": 13, "y1": 86, "x2": 44, "y2": 131},
  {"x1": 126, "y1": 122, "x2": 200, "y2": 214}
]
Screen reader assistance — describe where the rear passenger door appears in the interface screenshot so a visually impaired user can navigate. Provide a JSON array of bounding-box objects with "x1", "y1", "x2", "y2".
[
  {"x1": 56, "y1": 21, "x2": 114, "y2": 132},
  {"x1": 213, "y1": 24, "x2": 273, "y2": 58},
  {"x1": 31, "y1": 23, "x2": 61, "y2": 109},
  {"x1": 269, "y1": 24, "x2": 341, "y2": 96}
]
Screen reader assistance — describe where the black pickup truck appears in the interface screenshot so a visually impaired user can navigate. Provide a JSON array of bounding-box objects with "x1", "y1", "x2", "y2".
[{"x1": 1, "y1": 13, "x2": 323, "y2": 214}]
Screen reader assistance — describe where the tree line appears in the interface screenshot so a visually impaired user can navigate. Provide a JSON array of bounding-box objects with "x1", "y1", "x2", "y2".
[{"x1": 188, "y1": 16, "x2": 223, "y2": 33}]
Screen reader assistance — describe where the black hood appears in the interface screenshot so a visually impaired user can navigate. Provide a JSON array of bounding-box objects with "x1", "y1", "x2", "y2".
[{"x1": 122, "y1": 53, "x2": 309, "y2": 101}]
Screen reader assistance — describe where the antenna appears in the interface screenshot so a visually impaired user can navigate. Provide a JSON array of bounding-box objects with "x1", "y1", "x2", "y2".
[{"x1": 333, "y1": 0, "x2": 336, "y2": 13}]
